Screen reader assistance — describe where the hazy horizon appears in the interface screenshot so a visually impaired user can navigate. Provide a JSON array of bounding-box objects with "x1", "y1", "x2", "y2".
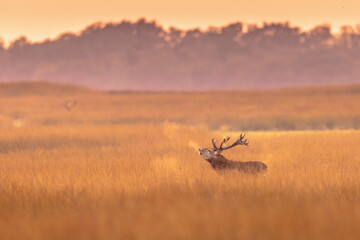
[
  {"x1": 1, "y1": 19, "x2": 360, "y2": 48},
  {"x1": 1, "y1": 19, "x2": 360, "y2": 91},
  {"x1": 1, "y1": 0, "x2": 360, "y2": 46},
  {"x1": 1, "y1": 20, "x2": 360, "y2": 47}
]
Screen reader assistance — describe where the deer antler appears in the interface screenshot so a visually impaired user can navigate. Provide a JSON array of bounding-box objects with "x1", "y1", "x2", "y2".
[
  {"x1": 219, "y1": 136, "x2": 231, "y2": 149},
  {"x1": 212, "y1": 134, "x2": 249, "y2": 151},
  {"x1": 212, "y1": 138, "x2": 218, "y2": 148},
  {"x1": 220, "y1": 134, "x2": 249, "y2": 150}
]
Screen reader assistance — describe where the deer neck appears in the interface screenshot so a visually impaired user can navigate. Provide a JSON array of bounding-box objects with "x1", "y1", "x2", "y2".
[{"x1": 211, "y1": 154, "x2": 228, "y2": 163}]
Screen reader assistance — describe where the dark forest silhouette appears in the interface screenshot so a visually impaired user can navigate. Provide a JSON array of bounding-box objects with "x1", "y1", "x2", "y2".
[{"x1": 1, "y1": 19, "x2": 360, "y2": 90}]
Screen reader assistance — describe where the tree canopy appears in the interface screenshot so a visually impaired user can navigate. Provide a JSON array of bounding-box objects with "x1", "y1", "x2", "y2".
[{"x1": 1, "y1": 19, "x2": 360, "y2": 90}]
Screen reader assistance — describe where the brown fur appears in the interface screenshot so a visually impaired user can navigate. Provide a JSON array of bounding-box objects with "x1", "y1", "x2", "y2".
[
  {"x1": 198, "y1": 135, "x2": 267, "y2": 174},
  {"x1": 210, "y1": 154, "x2": 267, "y2": 173}
]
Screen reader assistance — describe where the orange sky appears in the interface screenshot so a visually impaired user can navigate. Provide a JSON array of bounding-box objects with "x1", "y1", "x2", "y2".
[{"x1": 1, "y1": 0, "x2": 360, "y2": 46}]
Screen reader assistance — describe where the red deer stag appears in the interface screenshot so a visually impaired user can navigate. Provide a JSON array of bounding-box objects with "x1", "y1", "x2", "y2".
[{"x1": 198, "y1": 134, "x2": 267, "y2": 173}]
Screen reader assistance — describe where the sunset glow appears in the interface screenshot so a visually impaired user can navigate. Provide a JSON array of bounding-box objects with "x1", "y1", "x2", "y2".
[{"x1": 1, "y1": 0, "x2": 360, "y2": 45}]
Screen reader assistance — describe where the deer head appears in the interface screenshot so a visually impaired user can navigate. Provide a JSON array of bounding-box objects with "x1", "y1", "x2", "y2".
[{"x1": 198, "y1": 134, "x2": 249, "y2": 162}]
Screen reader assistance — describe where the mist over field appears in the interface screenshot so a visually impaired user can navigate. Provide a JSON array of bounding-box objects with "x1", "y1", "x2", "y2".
[
  {"x1": 0, "y1": 82, "x2": 360, "y2": 239},
  {"x1": 2, "y1": 10, "x2": 360, "y2": 239},
  {"x1": 1, "y1": 19, "x2": 360, "y2": 90},
  {"x1": 1, "y1": 82, "x2": 359, "y2": 131}
]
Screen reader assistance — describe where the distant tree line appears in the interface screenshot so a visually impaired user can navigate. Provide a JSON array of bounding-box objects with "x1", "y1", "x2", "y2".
[{"x1": 0, "y1": 19, "x2": 360, "y2": 90}]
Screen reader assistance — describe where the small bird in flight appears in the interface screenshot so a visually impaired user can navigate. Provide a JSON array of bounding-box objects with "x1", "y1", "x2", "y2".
[{"x1": 64, "y1": 100, "x2": 77, "y2": 111}]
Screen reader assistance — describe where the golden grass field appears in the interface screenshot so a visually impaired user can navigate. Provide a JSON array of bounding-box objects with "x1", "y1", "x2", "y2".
[
  {"x1": 1, "y1": 83, "x2": 360, "y2": 239},
  {"x1": 1, "y1": 82, "x2": 360, "y2": 130}
]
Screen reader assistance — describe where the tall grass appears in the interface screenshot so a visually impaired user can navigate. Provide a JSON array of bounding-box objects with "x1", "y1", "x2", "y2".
[
  {"x1": 0, "y1": 123, "x2": 359, "y2": 239},
  {"x1": 0, "y1": 83, "x2": 359, "y2": 130}
]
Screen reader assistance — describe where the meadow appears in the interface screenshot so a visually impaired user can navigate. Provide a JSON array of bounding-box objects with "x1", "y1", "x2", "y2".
[
  {"x1": 0, "y1": 83, "x2": 360, "y2": 239},
  {"x1": 1, "y1": 82, "x2": 360, "y2": 130}
]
